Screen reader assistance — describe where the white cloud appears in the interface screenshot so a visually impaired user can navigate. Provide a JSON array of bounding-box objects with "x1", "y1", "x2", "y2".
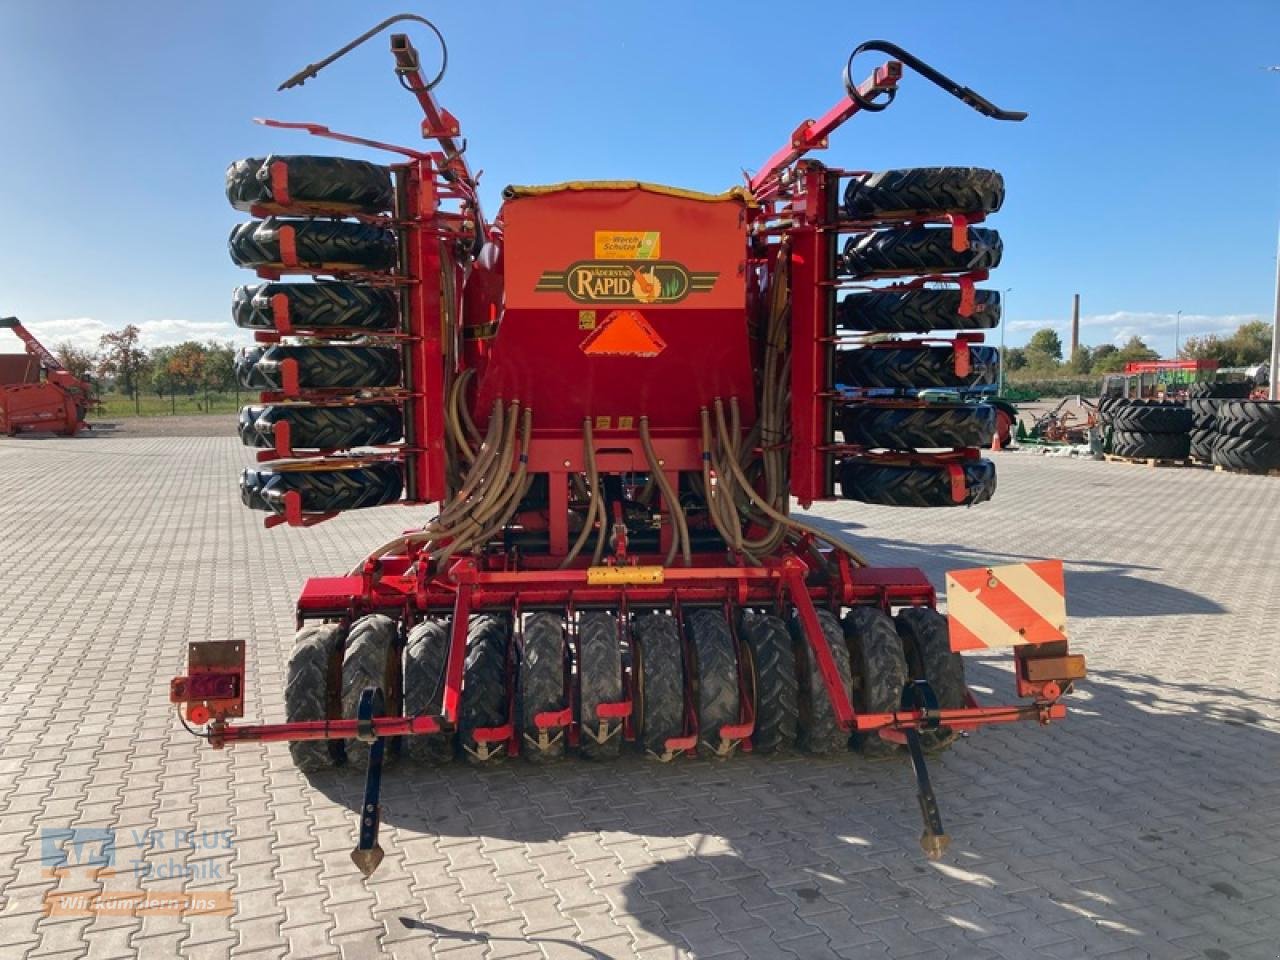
[
  {"x1": 0, "y1": 317, "x2": 246, "y2": 355},
  {"x1": 1007, "y1": 311, "x2": 1265, "y2": 350}
]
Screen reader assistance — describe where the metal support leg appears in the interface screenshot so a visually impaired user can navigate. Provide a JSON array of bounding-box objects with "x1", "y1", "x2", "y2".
[
  {"x1": 350, "y1": 686, "x2": 387, "y2": 877},
  {"x1": 899, "y1": 680, "x2": 949, "y2": 860}
]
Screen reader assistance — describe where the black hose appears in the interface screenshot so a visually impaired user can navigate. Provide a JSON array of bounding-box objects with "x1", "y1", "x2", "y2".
[
  {"x1": 844, "y1": 40, "x2": 1028, "y2": 122},
  {"x1": 278, "y1": 13, "x2": 448, "y2": 92}
]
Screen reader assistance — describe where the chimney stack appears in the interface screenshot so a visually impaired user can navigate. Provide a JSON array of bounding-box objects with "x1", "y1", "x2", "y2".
[{"x1": 1071, "y1": 293, "x2": 1080, "y2": 357}]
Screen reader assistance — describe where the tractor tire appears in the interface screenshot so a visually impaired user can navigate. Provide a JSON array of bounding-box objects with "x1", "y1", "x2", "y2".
[
  {"x1": 233, "y1": 282, "x2": 399, "y2": 332},
  {"x1": 1211, "y1": 433, "x2": 1280, "y2": 472},
  {"x1": 839, "y1": 458, "x2": 996, "y2": 508},
  {"x1": 242, "y1": 403, "x2": 403, "y2": 450},
  {"x1": 1110, "y1": 430, "x2": 1190, "y2": 461},
  {"x1": 1188, "y1": 398, "x2": 1223, "y2": 430},
  {"x1": 1215, "y1": 401, "x2": 1280, "y2": 441},
  {"x1": 1110, "y1": 402, "x2": 1192, "y2": 434},
  {"x1": 894, "y1": 607, "x2": 966, "y2": 752},
  {"x1": 844, "y1": 606, "x2": 909, "y2": 758},
  {"x1": 790, "y1": 608, "x2": 854, "y2": 755},
  {"x1": 1188, "y1": 380, "x2": 1252, "y2": 399},
  {"x1": 838, "y1": 345, "x2": 999, "y2": 391},
  {"x1": 577, "y1": 611, "x2": 623, "y2": 760},
  {"x1": 340, "y1": 614, "x2": 399, "y2": 771},
  {"x1": 459, "y1": 615, "x2": 511, "y2": 763},
  {"x1": 840, "y1": 403, "x2": 995, "y2": 450},
  {"x1": 403, "y1": 618, "x2": 455, "y2": 765},
  {"x1": 685, "y1": 610, "x2": 740, "y2": 756},
  {"x1": 240, "y1": 461, "x2": 402, "y2": 514},
  {"x1": 843, "y1": 167, "x2": 1004, "y2": 219},
  {"x1": 634, "y1": 613, "x2": 685, "y2": 760},
  {"x1": 518, "y1": 612, "x2": 567, "y2": 763},
  {"x1": 228, "y1": 218, "x2": 397, "y2": 272},
  {"x1": 235, "y1": 344, "x2": 401, "y2": 391},
  {"x1": 842, "y1": 226, "x2": 1002, "y2": 278},
  {"x1": 738, "y1": 612, "x2": 798, "y2": 754},
  {"x1": 1190, "y1": 428, "x2": 1216, "y2": 463},
  {"x1": 837, "y1": 288, "x2": 1001, "y2": 333},
  {"x1": 284, "y1": 622, "x2": 345, "y2": 772},
  {"x1": 226, "y1": 155, "x2": 394, "y2": 215}
]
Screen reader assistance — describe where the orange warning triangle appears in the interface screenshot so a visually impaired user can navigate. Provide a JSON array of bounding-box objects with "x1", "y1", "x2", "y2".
[{"x1": 580, "y1": 310, "x2": 666, "y2": 358}]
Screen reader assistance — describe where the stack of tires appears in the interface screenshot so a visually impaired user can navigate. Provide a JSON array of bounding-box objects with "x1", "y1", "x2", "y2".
[
  {"x1": 833, "y1": 167, "x2": 1004, "y2": 508},
  {"x1": 1206, "y1": 400, "x2": 1280, "y2": 473},
  {"x1": 225, "y1": 156, "x2": 405, "y2": 516},
  {"x1": 1106, "y1": 400, "x2": 1192, "y2": 462},
  {"x1": 1186, "y1": 381, "x2": 1254, "y2": 464}
]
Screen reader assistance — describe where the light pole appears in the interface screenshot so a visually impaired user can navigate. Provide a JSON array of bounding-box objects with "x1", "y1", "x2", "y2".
[
  {"x1": 999, "y1": 287, "x2": 1012, "y2": 397},
  {"x1": 1174, "y1": 309, "x2": 1182, "y2": 359},
  {"x1": 1270, "y1": 224, "x2": 1280, "y2": 400}
]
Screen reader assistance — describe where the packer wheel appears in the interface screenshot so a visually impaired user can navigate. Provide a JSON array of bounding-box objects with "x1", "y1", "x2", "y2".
[
  {"x1": 226, "y1": 155, "x2": 394, "y2": 215},
  {"x1": 844, "y1": 607, "x2": 908, "y2": 758},
  {"x1": 894, "y1": 607, "x2": 966, "y2": 752},
  {"x1": 634, "y1": 613, "x2": 685, "y2": 760},
  {"x1": 403, "y1": 618, "x2": 455, "y2": 764},
  {"x1": 577, "y1": 611, "x2": 623, "y2": 760},
  {"x1": 340, "y1": 614, "x2": 399, "y2": 770},
  {"x1": 843, "y1": 167, "x2": 1005, "y2": 220},
  {"x1": 284, "y1": 622, "x2": 345, "y2": 772},
  {"x1": 459, "y1": 615, "x2": 511, "y2": 763},
  {"x1": 791, "y1": 608, "x2": 854, "y2": 755},
  {"x1": 228, "y1": 218, "x2": 397, "y2": 272},
  {"x1": 738, "y1": 611, "x2": 798, "y2": 754},
  {"x1": 233, "y1": 281, "x2": 399, "y2": 332},
  {"x1": 685, "y1": 610, "x2": 740, "y2": 757},
  {"x1": 519, "y1": 612, "x2": 568, "y2": 763}
]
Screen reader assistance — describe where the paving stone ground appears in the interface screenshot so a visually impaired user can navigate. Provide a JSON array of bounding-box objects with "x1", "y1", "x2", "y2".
[{"x1": 0, "y1": 434, "x2": 1278, "y2": 960}]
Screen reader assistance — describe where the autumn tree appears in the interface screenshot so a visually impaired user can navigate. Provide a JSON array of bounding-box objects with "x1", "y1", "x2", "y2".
[
  {"x1": 97, "y1": 324, "x2": 150, "y2": 414},
  {"x1": 54, "y1": 342, "x2": 96, "y2": 381}
]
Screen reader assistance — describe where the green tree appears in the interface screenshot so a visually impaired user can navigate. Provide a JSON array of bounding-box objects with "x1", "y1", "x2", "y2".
[
  {"x1": 1179, "y1": 333, "x2": 1229, "y2": 363},
  {"x1": 1223, "y1": 320, "x2": 1272, "y2": 366},
  {"x1": 54, "y1": 342, "x2": 96, "y2": 381},
  {"x1": 1066, "y1": 345, "x2": 1093, "y2": 374},
  {"x1": 1090, "y1": 343, "x2": 1124, "y2": 373},
  {"x1": 97, "y1": 324, "x2": 150, "y2": 414},
  {"x1": 1003, "y1": 346, "x2": 1028, "y2": 372},
  {"x1": 1116, "y1": 335, "x2": 1158, "y2": 363},
  {"x1": 1026, "y1": 328, "x2": 1064, "y2": 361}
]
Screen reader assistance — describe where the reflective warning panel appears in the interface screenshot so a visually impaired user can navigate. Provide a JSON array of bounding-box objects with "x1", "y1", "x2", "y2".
[{"x1": 945, "y1": 559, "x2": 1067, "y2": 651}]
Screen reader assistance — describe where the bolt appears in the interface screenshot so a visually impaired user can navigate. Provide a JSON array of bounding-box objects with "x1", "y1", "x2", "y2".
[
  {"x1": 987, "y1": 577, "x2": 998, "y2": 588},
  {"x1": 563, "y1": 459, "x2": 571, "y2": 468}
]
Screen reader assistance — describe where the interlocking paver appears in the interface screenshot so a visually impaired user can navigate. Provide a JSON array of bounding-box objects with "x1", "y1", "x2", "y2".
[{"x1": 3, "y1": 437, "x2": 1280, "y2": 959}]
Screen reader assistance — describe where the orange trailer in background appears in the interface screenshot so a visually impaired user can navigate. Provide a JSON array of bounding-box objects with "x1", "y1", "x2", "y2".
[{"x1": 0, "y1": 317, "x2": 95, "y2": 436}]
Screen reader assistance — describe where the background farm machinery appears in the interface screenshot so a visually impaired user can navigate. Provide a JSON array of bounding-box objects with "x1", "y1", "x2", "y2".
[
  {"x1": 171, "y1": 18, "x2": 1084, "y2": 873},
  {"x1": 0, "y1": 317, "x2": 95, "y2": 437}
]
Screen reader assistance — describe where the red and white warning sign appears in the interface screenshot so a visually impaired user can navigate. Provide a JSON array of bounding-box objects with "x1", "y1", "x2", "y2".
[{"x1": 945, "y1": 559, "x2": 1067, "y2": 651}]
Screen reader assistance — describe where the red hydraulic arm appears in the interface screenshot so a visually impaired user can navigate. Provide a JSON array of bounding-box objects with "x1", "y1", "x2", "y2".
[{"x1": 0, "y1": 317, "x2": 66, "y2": 377}]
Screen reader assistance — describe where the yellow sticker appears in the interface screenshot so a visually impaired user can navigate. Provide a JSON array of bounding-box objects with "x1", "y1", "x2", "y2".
[
  {"x1": 595, "y1": 415, "x2": 612, "y2": 430},
  {"x1": 578, "y1": 310, "x2": 597, "y2": 330},
  {"x1": 617, "y1": 416, "x2": 634, "y2": 430},
  {"x1": 594, "y1": 231, "x2": 661, "y2": 260}
]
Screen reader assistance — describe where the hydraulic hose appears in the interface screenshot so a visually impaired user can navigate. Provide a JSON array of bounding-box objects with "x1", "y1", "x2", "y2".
[{"x1": 640, "y1": 417, "x2": 691, "y2": 567}]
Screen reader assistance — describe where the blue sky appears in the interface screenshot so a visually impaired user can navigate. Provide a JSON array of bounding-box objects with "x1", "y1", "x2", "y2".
[{"x1": 1, "y1": 1, "x2": 1277, "y2": 357}]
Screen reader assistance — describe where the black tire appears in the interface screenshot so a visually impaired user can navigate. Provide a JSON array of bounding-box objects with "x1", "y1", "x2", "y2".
[
  {"x1": 226, "y1": 155, "x2": 394, "y2": 215},
  {"x1": 403, "y1": 618, "x2": 455, "y2": 764},
  {"x1": 840, "y1": 403, "x2": 995, "y2": 450},
  {"x1": 235, "y1": 344, "x2": 401, "y2": 391},
  {"x1": 228, "y1": 218, "x2": 397, "y2": 272},
  {"x1": 518, "y1": 612, "x2": 567, "y2": 763},
  {"x1": 843, "y1": 226, "x2": 1002, "y2": 278},
  {"x1": 839, "y1": 458, "x2": 996, "y2": 508},
  {"x1": 837, "y1": 288, "x2": 1001, "y2": 333},
  {"x1": 284, "y1": 623, "x2": 344, "y2": 772},
  {"x1": 233, "y1": 282, "x2": 398, "y2": 332},
  {"x1": 340, "y1": 614, "x2": 399, "y2": 771},
  {"x1": 894, "y1": 607, "x2": 965, "y2": 752},
  {"x1": 1211, "y1": 433, "x2": 1280, "y2": 472},
  {"x1": 240, "y1": 461, "x2": 402, "y2": 514},
  {"x1": 1215, "y1": 401, "x2": 1280, "y2": 441},
  {"x1": 459, "y1": 615, "x2": 511, "y2": 763},
  {"x1": 634, "y1": 613, "x2": 685, "y2": 760},
  {"x1": 1190, "y1": 428, "x2": 1216, "y2": 462},
  {"x1": 1188, "y1": 380, "x2": 1251, "y2": 399},
  {"x1": 790, "y1": 608, "x2": 854, "y2": 755},
  {"x1": 738, "y1": 612, "x2": 798, "y2": 754},
  {"x1": 839, "y1": 345, "x2": 999, "y2": 391},
  {"x1": 1188, "y1": 398, "x2": 1223, "y2": 430},
  {"x1": 844, "y1": 167, "x2": 1004, "y2": 220},
  {"x1": 242, "y1": 403, "x2": 403, "y2": 450},
  {"x1": 577, "y1": 611, "x2": 623, "y2": 760},
  {"x1": 1110, "y1": 430, "x2": 1190, "y2": 461},
  {"x1": 685, "y1": 610, "x2": 740, "y2": 756},
  {"x1": 844, "y1": 607, "x2": 908, "y2": 758},
  {"x1": 1110, "y1": 402, "x2": 1192, "y2": 434}
]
